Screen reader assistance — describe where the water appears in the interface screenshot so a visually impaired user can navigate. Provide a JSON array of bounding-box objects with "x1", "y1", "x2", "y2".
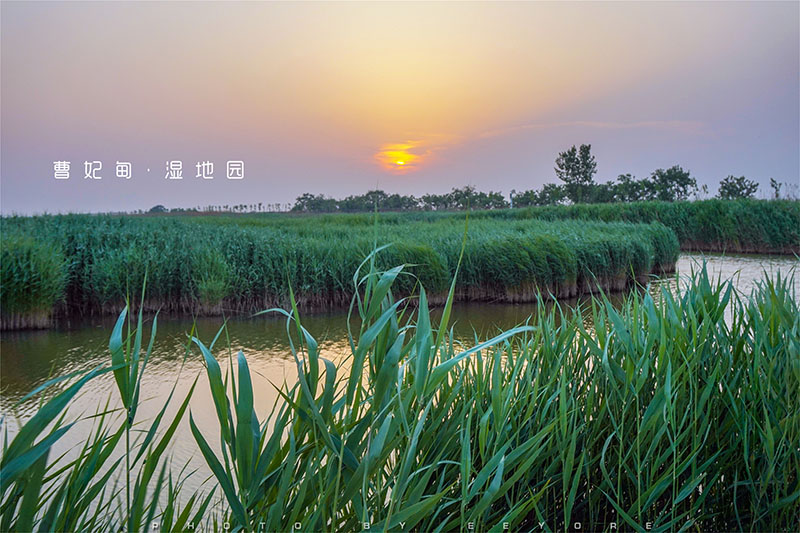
[{"x1": 1, "y1": 252, "x2": 796, "y2": 496}]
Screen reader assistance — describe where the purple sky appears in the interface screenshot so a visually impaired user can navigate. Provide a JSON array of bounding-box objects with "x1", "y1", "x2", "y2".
[{"x1": 2, "y1": 1, "x2": 798, "y2": 214}]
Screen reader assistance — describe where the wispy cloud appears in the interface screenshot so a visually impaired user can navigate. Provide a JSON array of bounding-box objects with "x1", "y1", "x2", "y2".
[
  {"x1": 374, "y1": 120, "x2": 710, "y2": 175},
  {"x1": 478, "y1": 120, "x2": 710, "y2": 139}
]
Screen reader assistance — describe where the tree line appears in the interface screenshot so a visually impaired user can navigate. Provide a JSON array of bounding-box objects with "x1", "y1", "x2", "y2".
[
  {"x1": 291, "y1": 187, "x2": 509, "y2": 213},
  {"x1": 290, "y1": 144, "x2": 792, "y2": 213},
  {"x1": 145, "y1": 144, "x2": 795, "y2": 214}
]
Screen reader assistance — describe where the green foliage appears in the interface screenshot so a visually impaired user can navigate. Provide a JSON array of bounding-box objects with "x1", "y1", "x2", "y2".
[
  {"x1": 512, "y1": 183, "x2": 567, "y2": 207},
  {"x1": 3, "y1": 199, "x2": 794, "y2": 321},
  {"x1": 193, "y1": 248, "x2": 231, "y2": 307},
  {"x1": 2, "y1": 258, "x2": 798, "y2": 531},
  {"x1": 770, "y1": 178, "x2": 782, "y2": 199},
  {"x1": 292, "y1": 187, "x2": 510, "y2": 213},
  {"x1": 612, "y1": 173, "x2": 648, "y2": 202},
  {"x1": 648, "y1": 165, "x2": 696, "y2": 201},
  {"x1": 1, "y1": 214, "x2": 676, "y2": 316},
  {"x1": 0, "y1": 303, "x2": 208, "y2": 533},
  {"x1": 503, "y1": 199, "x2": 800, "y2": 254},
  {"x1": 555, "y1": 144, "x2": 598, "y2": 203},
  {"x1": 291, "y1": 193, "x2": 338, "y2": 213},
  {"x1": 717, "y1": 175, "x2": 759, "y2": 199},
  {"x1": 516, "y1": 165, "x2": 698, "y2": 205},
  {"x1": 0, "y1": 231, "x2": 65, "y2": 322}
]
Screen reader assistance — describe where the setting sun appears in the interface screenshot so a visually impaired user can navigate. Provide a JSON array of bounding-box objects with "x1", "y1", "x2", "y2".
[{"x1": 374, "y1": 142, "x2": 426, "y2": 174}]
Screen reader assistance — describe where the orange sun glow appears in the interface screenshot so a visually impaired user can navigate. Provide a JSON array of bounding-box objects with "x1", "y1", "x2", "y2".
[{"x1": 375, "y1": 142, "x2": 425, "y2": 174}]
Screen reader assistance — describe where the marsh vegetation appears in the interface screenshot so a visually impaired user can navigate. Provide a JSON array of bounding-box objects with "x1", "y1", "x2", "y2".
[{"x1": 0, "y1": 252, "x2": 798, "y2": 531}]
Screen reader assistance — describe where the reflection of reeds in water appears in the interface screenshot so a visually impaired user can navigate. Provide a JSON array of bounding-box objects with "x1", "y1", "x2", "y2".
[{"x1": 1, "y1": 252, "x2": 798, "y2": 532}]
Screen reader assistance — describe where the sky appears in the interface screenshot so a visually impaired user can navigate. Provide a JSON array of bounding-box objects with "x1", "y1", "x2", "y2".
[{"x1": 1, "y1": 1, "x2": 798, "y2": 214}]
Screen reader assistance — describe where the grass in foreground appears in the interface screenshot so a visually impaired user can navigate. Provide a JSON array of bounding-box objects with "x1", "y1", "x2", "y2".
[{"x1": 1, "y1": 254, "x2": 798, "y2": 532}]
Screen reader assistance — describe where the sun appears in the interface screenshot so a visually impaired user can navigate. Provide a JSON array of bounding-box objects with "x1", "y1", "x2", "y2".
[{"x1": 374, "y1": 141, "x2": 432, "y2": 174}]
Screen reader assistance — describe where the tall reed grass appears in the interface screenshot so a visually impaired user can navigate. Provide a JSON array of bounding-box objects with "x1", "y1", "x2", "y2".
[
  {"x1": 216, "y1": 199, "x2": 797, "y2": 254},
  {"x1": 1, "y1": 252, "x2": 797, "y2": 531},
  {"x1": 481, "y1": 199, "x2": 800, "y2": 255},
  {"x1": 0, "y1": 233, "x2": 65, "y2": 329},
  {"x1": 0, "y1": 215, "x2": 678, "y2": 323}
]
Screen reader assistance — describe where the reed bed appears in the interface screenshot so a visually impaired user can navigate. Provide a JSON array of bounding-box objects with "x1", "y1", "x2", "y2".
[
  {"x1": 1, "y1": 254, "x2": 797, "y2": 532},
  {"x1": 0, "y1": 233, "x2": 65, "y2": 329},
  {"x1": 479, "y1": 199, "x2": 800, "y2": 255},
  {"x1": 214, "y1": 199, "x2": 797, "y2": 254},
  {"x1": 0, "y1": 214, "x2": 677, "y2": 324}
]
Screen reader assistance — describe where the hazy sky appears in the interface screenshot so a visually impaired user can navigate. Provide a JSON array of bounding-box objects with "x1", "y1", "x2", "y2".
[{"x1": 2, "y1": 1, "x2": 798, "y2": 214}]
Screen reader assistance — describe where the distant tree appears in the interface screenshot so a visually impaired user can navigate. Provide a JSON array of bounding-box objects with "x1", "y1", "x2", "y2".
[
  {"x1": 149, "y1": 204, "x2": 167, "y2": 213},
  {"x1": 447, "y1": 186, "x2": 475, "y2": 209},
  {"x1": 483, "y1": 190, "x2": 510, "y2": 209},
  {"x1": 538, "y1": 183, "x2": 567, "y2": 205},
  {"x1": 555, "y1": 144, "x2": 597, "y2": 204},
  {"x1": 431, "y1": 186, "x2": 508, "y2": 210},
  {"x1": 335, "y1": 190, "x2": 421, "y2": 212},
  {"x1": 292, "y1": 193, "x2": 337, "y2": 212},
  {"x1": 647, "y1": 166, "x2": 697, "y2": 202},
  {"x1": 717, "y1": 175, "x2": 758, "y2": 199},
  {"x1": 364, "y1": 190, "x2": 389, "y2": 209},
  {"x1": 421, "y1": 193, "x2": 446, "y2": 210},
  {"x1": 769, "y1": 178, "x2": 783, "y2": 200},
  {"x1": 511, "y1": 184, "x2": 566, "y2": 207},
  {"x1": 612, "y1": 174, "x2": 646, "y2": 202},
  {"x1": 588, "y1": 182, "x2": 616, "y2": 203},
  {"x1": 382, "y1": 192, "x2": 420, "y2": 210},
  {"x1": 510, "y1": 189, "x2": 537, "y2": 208}
]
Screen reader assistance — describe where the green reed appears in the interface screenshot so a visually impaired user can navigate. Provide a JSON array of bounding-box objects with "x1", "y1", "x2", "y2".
[
  {"x1": 207, "y1": 199, "x2": 799, "y2": 254},
  {"x1": 488, "y1": 199, "x2": 800, "y2": 255},
  {"x1": 1, "y1": 248, "x2": 797, "y2": 532},
  {"x1": 0, "y1": 214, "x2": 677, "y2": 322},
  {"x1": 0, "y1": 232, "x2": 65, "y2": 328}
]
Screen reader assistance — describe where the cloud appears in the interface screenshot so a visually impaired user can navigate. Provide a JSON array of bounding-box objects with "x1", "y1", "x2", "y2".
[
  {"x1": 478, "y1": 120, "x2": 710, "y2": 139},
  {"x1": 373, "y1": 120, "x2": 710, "y2": 175}
]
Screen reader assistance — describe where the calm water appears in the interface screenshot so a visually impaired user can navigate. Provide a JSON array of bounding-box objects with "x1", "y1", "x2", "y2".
[{"x1": 1, "y1": 252, "x2": 797, "y2": 496}]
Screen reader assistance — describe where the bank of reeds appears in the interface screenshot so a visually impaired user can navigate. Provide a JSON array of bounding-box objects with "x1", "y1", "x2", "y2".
[
  {"x1": 216, "y1": 199, "x2": 797, "y2": 254},
  {"x1": 0, "y1": 215, "x2": 677, "y2": 325},
  {"x1": 477, "y1": 199, "x2": 800, "y2": 255},
  {"x1": 1, "y1": 254, "x2": 797, "y2": 532},
  {"x1": 0, "y1": 234, "x2": 65, "y2": 329}
]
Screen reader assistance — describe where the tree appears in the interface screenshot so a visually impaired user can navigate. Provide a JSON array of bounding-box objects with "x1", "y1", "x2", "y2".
[
  {"x1": 510, "y1": 189, "x2": 537, "y2": 208},
  {"x1": 149, "y1": 204, "x2": 167, "y2": 213},
  {"x1": 717, "y1": 175, "x2": 758, "y2": 199},
  {"x1": 647, "y1": 166, "x2": 696, "y2": 201},
  {"x1": 586, "y1": 182, "x2": 616, "y2": 204},
  {"x1": 612, "y1": 174, "x2": 646, "y2": 202},
  {"x1": 555, "y1": 144, "x2": 597, "y2": 204},
  {"x1": 510, "y1": 183, "x2": 568, "y2": 207},
  {"x1": 538, "y1": 183, "x2": 567, "y2": 205},
  {"x1": 421, "y1": 193, "x2": 449, "y2": 211},
  {"x1": 482, "y1": 190, "x2": 510, "y2": 209},
  {"x1": 291, "y1": 193, "x2": 337, "y2": 213},
  {"x1": 769, "y1": 178, "x2": 782, "y2": 200}
]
